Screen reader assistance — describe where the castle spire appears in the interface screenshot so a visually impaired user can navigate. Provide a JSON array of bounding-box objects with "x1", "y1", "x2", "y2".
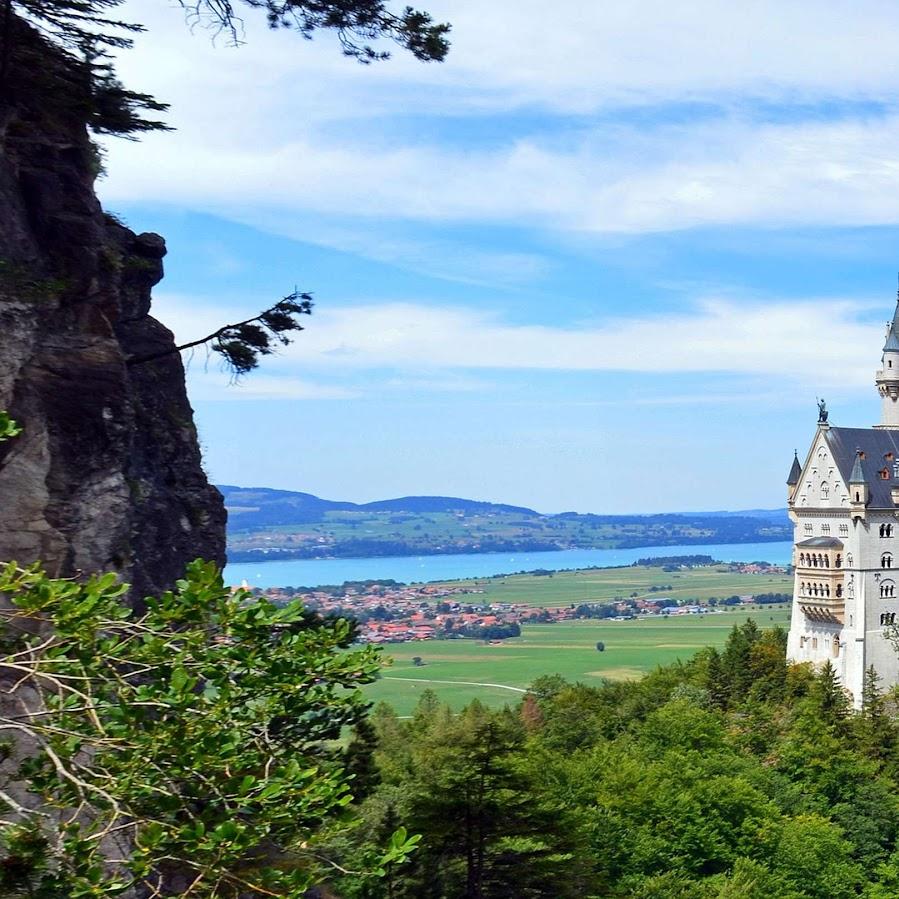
[
  {"x1": 787, "y1": 450, "x2": 801, "y2": 486},
  {"x1": 875, "y1": 279, "x2": 899, "y2": 428}
]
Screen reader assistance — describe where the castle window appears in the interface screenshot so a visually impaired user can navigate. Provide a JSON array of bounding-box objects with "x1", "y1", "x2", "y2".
[
  {"x1": 821, "y1": 484, "x2": 830, "y2": 499},
  {"x1": 836, "y1": 584, "x2": 843, "y2": 597},
  {"x1": 835, "y1": 553, "x2": 842, "y2": 568},
  {"x1": 805, "y1": 523, "x2": 813, "y2": 535},
  {"x1": 882, "y1": 581, "x2": 896, "y2": 598},
  {"x1": 833, "y1": 636, "x2": 840, "y2": 657},
  {"x1": 882, "y1": 612, "x2": 897, "y2": 626},
  {"x1": 894, "y1": 462, "x2": 899, "y2": 478},
  {"x1": 812, "y1": 638, "x2": 818, "y2": 650},
  {"x1": 883, "y1": 553, "x2": 894, "y2": 569},
  {"x1": 881, "y1": 469, "x2": 890, "y2": 480},
  {"x1": 847, "y1": 553, "x2": 854, "y2": 566},
  {"x1": 822, "y1": 524, "x2": 830, "y2": 535},
  {"x1": 840, "y1": 524, "x2": 849, "y2": 536}
]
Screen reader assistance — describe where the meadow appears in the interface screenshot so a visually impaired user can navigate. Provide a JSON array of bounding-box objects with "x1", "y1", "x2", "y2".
[
  {"x1": 429, "y1": 563, "x2": 793, "y2": 607},
  {"x1": 364, "y1": 605, "x2": 793, "y2": 715}
]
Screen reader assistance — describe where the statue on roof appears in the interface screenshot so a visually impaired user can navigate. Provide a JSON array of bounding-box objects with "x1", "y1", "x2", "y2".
[{"x1": 817, "y1": 397, "x2": 828, "y2": 423}]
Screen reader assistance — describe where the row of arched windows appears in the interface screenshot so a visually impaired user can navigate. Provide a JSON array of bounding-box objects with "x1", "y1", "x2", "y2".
[
  {"x1": 799, "y1": 582, "x2": 842, "y2": 598},
  {"x1": 798, "y1": 552, "x2": 842, "y2": 568}
]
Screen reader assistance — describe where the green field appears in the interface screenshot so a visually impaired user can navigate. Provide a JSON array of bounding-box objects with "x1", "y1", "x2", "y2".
[
  {"x1": 364, "y1": 606, "x2": 792, "y2": 715},
  {"x1": 427, "y1": 563, "x2": 793, "y2": 607}
]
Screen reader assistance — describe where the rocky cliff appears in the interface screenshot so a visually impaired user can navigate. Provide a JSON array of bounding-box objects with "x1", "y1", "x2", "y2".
[{"x1": 0, "y1": 19, "x2": 225, "y2": 599}]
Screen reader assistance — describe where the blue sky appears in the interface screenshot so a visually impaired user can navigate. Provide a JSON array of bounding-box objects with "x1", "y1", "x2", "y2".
[{"x1": 99, "y1": 0, "x2": 899, "y2": 513}]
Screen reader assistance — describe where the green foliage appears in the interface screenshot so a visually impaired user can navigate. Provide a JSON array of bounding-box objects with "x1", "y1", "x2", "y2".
[
  {"x1": 0, "y1": 560, "x2": 416, "y2": 897},
  {"x1": 0, "y1": 412, "x2": 21, "y2": 442},
  {"x1": 3, "y1": 0, "x2": 449, "y2": 137},
  {"x1": 343, "y1": 619, "x2": 899, "y2": 897}
]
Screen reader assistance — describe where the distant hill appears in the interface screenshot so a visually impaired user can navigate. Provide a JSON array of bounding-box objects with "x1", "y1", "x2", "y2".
[
  {"x1": 220, "y1": 485, "x2": 791, "y2": 562},
  {"x1": 219, "y1": 486, "x2": 539, "y2": 530}
]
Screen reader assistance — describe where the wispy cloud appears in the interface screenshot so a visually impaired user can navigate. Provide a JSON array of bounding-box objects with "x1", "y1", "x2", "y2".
[
  {"x1": 154, "y1": 291, "x2": 886, "y2": 386},
  {"x1": 102, "y1": 0, "x2": 899, "y2": 246},
  {"x1": 102, "y1": 114, "x2": 899, "y2": 237}
]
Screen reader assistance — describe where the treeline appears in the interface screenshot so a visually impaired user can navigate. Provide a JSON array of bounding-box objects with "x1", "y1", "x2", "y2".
[
  {"x1": 323, "y1": 621, "x2": 899, "y2": 898},
  {"x1": 633, "y1": 554, "x2": 718, "y2": 566}
]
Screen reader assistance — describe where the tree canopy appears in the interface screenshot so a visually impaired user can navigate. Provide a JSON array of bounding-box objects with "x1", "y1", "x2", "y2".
[
  {"x1": 1, "y1": 0, "x2": 450, "y2": 134},
  {"x1": 0, "y1": 559, "x2": 416, "y2": 897}
]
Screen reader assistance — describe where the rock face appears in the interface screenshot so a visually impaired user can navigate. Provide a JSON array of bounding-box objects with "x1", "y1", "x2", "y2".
[{"x1": 0, "y1": 20, "x2": 225, "y2": 599}]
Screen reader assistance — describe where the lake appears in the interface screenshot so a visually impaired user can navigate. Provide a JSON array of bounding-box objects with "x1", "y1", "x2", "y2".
[{"x1": 223, "y1": 540, "x2": 794, "y2": 588}]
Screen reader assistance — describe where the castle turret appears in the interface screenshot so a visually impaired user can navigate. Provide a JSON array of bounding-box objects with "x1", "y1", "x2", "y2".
[
  {"x1": 787, "y1": 451, "x2": 802, "y2": 503},
  {"x1": 849, "y1": 449, "x2": 868, "y2": 520},
  {"x1": 875, "y1": 290, "x2": 899, "y2": 428}
]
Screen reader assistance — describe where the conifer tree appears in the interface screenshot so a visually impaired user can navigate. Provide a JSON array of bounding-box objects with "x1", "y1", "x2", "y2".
[
  {"x1": 817, "y1": 660, "x2": 850, "y2": 727},
  {"x1": 345, "y1": 716, "x2": 382, "y2": 801}
]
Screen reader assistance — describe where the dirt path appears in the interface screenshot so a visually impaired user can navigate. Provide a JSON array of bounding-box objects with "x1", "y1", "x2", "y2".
[{"x1": 382, "y1": 676, "x2": 526, "y2": 694}]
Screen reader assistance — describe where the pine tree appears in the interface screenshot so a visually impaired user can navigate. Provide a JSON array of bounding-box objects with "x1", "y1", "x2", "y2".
[
  {"x1": 817, "y1": 660, "x2": 850, "y2": 728},
  {"x1": 345, "y1": 716, "x2": 382, "y2": 801}
]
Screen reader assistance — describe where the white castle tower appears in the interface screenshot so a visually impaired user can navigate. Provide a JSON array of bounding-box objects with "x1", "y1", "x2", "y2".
[{"x1": 786, "y1": 293, "x2": 899, "y2": 705}]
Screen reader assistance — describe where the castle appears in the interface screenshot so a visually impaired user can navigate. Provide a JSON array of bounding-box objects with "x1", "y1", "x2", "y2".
[{"x1": 786, "y1": 297, "x2": 899, "y2": 704}]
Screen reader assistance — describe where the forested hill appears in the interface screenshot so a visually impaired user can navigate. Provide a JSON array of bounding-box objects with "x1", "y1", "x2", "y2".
[{"x1": 221, "y1": 485, "x2": 790, "y2": 562}]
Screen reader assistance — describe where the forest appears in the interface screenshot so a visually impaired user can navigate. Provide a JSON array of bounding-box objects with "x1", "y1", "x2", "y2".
[{"x1": 325, "y1": 620, "x2": 899, "y2": 898}]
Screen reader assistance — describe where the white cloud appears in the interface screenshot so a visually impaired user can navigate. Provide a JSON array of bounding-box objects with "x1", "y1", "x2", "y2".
[
  {"x1": 100, "y1": 112, "x2": 899, "y2": 236},
  {"x1": 116, "y1": 0, "x2": 899, "y2": 119},
  {"x1": 96, "y1": 0, "x2": 899, "y2": 242},
  {"x1": 152, "y1": 291, "x2": 889, "y2": 386}
]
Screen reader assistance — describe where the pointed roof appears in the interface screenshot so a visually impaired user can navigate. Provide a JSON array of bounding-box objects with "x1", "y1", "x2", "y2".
[
  {"x1": 884, "y1": 283, "x2": 899, "y2": 353},
  {"x1": 787, "y1": 451, "x2": 802, "y2": 486},
  {"x1": 850, "y1": 449, "x2": 866, "y2": 484}
]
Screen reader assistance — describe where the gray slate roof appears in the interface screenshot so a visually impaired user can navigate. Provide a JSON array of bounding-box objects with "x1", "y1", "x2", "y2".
[
  {"x1": 787, "y1": 452, "x2": 802, "y2": 486},
  {"x1": 825, "y1": 426, "x2": 899, "y2": 507},
  {"x1": 884, "y1": 298, "x2": 899, "y2": 352},
  {"x1": 796, "y1": 536, "x2": 844, "y2": 548}
]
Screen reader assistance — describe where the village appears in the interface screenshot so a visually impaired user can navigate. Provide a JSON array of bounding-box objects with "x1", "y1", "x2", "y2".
[{"x1": 252, "y1": 561, "x2": 791, "y2": 644}]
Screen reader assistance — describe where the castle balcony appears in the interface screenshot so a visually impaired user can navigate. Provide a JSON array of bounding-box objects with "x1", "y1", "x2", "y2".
[
  {"x1": 797, "y1": 595, "x2": 845, "y2": 625},
  {"x1": 794, "y1": 536, "x2": 844, "y2": 573},
  {"x1": 794, "y1": 537, "x2": 845, "y2": 623}
]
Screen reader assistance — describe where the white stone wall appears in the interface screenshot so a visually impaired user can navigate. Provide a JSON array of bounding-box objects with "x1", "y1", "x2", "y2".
[{"x1": 787, "y1": 499, "x2": 899, "y2": 706}]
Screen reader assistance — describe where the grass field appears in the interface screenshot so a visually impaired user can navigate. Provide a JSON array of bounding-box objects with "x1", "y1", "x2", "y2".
[
  {"x1": 427, "y1": 563, "x2": 793, "y2": 608},
  {"x1": 364, "y1": 606, "x2": 792, "y2": 715}
]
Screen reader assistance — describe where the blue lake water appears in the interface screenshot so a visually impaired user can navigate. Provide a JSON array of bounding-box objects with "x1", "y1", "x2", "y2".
[{"x1": 223, "y1": 540, "x2": 794, "y2": 588}]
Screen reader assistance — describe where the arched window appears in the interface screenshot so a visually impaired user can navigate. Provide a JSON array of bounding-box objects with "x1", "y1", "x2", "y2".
[
  {"x1": 799, "y1": 553, "x2": 806, "y2": 565},
  {"x1": 847, "y1": 553, "x2": 854, "y2": 567},
  {"x1": 821, "y1": 483, "x2": 830, "y2": 499},
  {"x1": 835, "y1": 554, "x2": 842, "y2": 568},
  {"x1": 883, "y1": 553, "x2": 893, "y2": 569},
  {"x1": 882, "y1": 581, "x2": 896, "y2": 598},
  {"x1": 833, "y1": 636, "x2": 840, "y2": 657},
  {"x1": 836, "y1": 584, "x2": 843, "y2": 598}
]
